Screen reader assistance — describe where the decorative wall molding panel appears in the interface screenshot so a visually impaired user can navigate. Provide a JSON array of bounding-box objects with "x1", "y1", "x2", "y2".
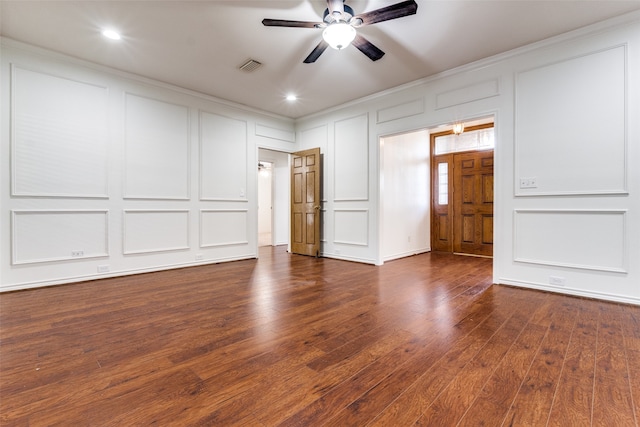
[
  {"x1": 376, "y1": 98, "x2": 425, "y2": 124},
  {"x1": 123, "y1": 210, "x2": 190, "y2": 255},
  {"x1": 334, "y1": 114, "x2": 368, "y2": 201},
  {"x1": 255, "y1": 123, "x2": 295, "y2": 143},
  {"x1": 11, "y1": 65, "x2": 109, "y2": 198},
  {"x1": 334, "y1": 209, "x2": 369, "y2": 246},
  {"x1": 12, "y1": 210, "x2": 109, "y2": 264},
  {"x1": 200, "y1": 209, "x2": 249, "y2": 247},
  {"x1": 124, "y1": 93, "x2": 190, "y2": 200},
  {"x1": 200, "y1": 111, "x2": 248, "y2": 201},
  {"x1": 435, "y1": 79, "x2": 500, "y2": 110},
  {"x1": 514, "y1": 209, "x2": 627, "y2": 273},
  {"x1": 515, "y1": 45, "x2": 627, "y2": 196}
]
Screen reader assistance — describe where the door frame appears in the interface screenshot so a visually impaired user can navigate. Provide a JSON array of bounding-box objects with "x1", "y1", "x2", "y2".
[
  {"x1": 257, "y1": 147, "x2": 291, "y2": 255},
  {"x1": 430, "y1": 122, "x2": 495, "y2": 256},
  {"x1": 257, "y1": 160, "x2": 273, "y2": 246}
]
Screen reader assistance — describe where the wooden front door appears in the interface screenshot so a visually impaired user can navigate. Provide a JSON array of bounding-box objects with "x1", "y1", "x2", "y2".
[
  {"x1": 453, "y1": 150, "x2": 494, "y2": 256},
  {"x1": 291, "y1": 148, "x2": 321, "y2": 257},
  {"x1": 431, "y1": 138, "x2": 494, "y2": 257}
]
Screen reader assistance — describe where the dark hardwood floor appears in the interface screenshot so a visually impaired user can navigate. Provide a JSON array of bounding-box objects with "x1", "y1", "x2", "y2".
[{"x1": 2, "y1": 246, "x2": 640, "y2": 426}]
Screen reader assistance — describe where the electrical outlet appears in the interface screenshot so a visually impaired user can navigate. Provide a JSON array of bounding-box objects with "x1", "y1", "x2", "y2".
[
  {"x1": 519, "y1": 177, "x2": 538, "y2": 189},
  {"x1": 71, "y1": 250, "x2": 84, "y2": 257},
  {"x1": 97, "y1": 265, "x2": 110, "y2": 273},
  {"x1": 549, "y1": 276, "x2": 566, "y2": 286},
  {"x1": 195, "y1": 253, "x2": 204, "y2": 261}
]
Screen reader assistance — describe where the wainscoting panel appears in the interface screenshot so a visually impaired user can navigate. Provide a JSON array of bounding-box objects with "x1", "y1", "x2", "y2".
[
  {"x1": 515, "y1": 45, "x2": 626, "y2": 195},
  {"x1": 376, "y1": 98, "x2": 424, "y2": 124},
  {"x1": 255, "y1": 123, "x2": 295, "y2": 143},
  {"x1": 514, "y1": 209, "x2": 627, "y2": 272},
  {"x1": 12, "y1": 66, "x2": 109, "y2": 198},
  {"x1": 124, "y1": 94, "x2": 190, "y2": 199},
  {"x1": 12, "y1": 210, "x2": 109, "y2": 264},
  {"x1": 123, "y1": 210, "x2": 190, "y2": 254},
  {"x1": 334, "y1": 209, "x2": 369, "y2": 246},
  {"x1": 334, "y1": 114, "x2": 368, "y2": 201},
  {"x1": 200, "y1": 209, "x2": 248, "y2": 247},
  {"x1": 200, "y1": 111, "x2": 248, "y2": 201},
  {"x1": 435, "y1": 79, "x2": 500, "y2": 110}
]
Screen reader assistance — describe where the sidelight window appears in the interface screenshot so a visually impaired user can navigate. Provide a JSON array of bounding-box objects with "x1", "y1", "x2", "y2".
[{"x1": 438, "y1": 162, "x2": 448, "y2": 205}]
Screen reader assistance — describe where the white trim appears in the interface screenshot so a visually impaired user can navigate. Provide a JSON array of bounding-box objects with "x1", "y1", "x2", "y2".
[
  {"x1": 497, "y1": 279, "x2": 640, "y2": 306},
  {"x1": 0, "y1": 254, "x2": 257, "y2": 293}
]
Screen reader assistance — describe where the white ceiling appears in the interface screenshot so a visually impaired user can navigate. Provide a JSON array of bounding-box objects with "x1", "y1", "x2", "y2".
[{"x1": 2, "y1": 1, "x2": 640, "y2": 119}]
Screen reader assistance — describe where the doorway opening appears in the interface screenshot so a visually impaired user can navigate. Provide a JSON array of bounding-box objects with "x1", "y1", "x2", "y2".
[
  {"x1": 258, "y1": 148, "x2": 290, "y2": 248},
  {"x1": 379, "y1": 129, "x2": 430, "y2": 263},
  {"x1": 431, "y1": 120, "x2": 495, "y2": 257}
]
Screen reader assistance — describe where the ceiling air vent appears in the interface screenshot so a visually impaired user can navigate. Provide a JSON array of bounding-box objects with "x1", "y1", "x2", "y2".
[{"x1": 239, "y1": 59, "x2": 262, "y2": 72}]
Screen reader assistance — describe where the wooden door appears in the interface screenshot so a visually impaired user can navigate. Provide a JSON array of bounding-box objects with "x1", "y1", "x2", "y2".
[
  {"x1": 452, "y1": 150, "x2": 494, "y2": 256},
  {"x1": 291, "y1": 148, "x2": 321, "y2": 257}
]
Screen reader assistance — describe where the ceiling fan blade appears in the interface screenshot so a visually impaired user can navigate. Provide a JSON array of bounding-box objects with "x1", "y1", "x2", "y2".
[
  {"x1": 352, "y1": 34, "x2": 385, "y2": 61},
  {"x1": 352, "y1": 0, "x2": 418, "y2": 27},
  {"x1": 303, "y1": 40, "x2": 329, "y2": 63},
  {"x1": 262, "y1": 18, "x2": 321, "y2": 28}
]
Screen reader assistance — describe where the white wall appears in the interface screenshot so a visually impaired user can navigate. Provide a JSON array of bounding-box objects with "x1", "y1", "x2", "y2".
[
  {"x1": 257, "y1": 163, "x2": 272, "y2": 239},
  {"x1": 381, "y1": 130, "x2": 430, "y2": 261},
  {"x1": 0, "y1": 39, "x2": 296, "y2": 291},
  {"x1": 297, "y1": 114, "x2": 375, "y2": 262},
  {"x1": 3, "y1": 11, "x2": 640, "y2": 305},
  {"x1": 295, "y1": 12, "x2": 640, "y2": 304}
]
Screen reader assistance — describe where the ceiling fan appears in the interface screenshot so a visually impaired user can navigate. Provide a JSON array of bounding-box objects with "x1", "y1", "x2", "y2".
[{"x1": 262, "y1": 0, "x2": 418, "y2": 63}]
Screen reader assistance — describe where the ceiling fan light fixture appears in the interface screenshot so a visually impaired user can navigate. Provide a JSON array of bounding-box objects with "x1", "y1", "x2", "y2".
[
  {"x1": 322, "y1": 22, "x2": 356, "y2": 50},
  {"x1": 262, "y1": 0, "x2": 418, "y2": 62}
]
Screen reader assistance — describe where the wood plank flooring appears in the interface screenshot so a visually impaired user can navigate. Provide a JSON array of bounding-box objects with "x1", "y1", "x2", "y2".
[{"x1": 1, "y1": 246, "x2": 640, "y2": 426}]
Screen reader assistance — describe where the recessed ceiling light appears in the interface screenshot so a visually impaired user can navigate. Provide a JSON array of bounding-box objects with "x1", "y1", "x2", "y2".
[
  {"x1": 286, "y1": 94, "x2": 297, "y2": 101},
  {"x1": 102, "y1": 29, "x2": 121, "y2": 40}
]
